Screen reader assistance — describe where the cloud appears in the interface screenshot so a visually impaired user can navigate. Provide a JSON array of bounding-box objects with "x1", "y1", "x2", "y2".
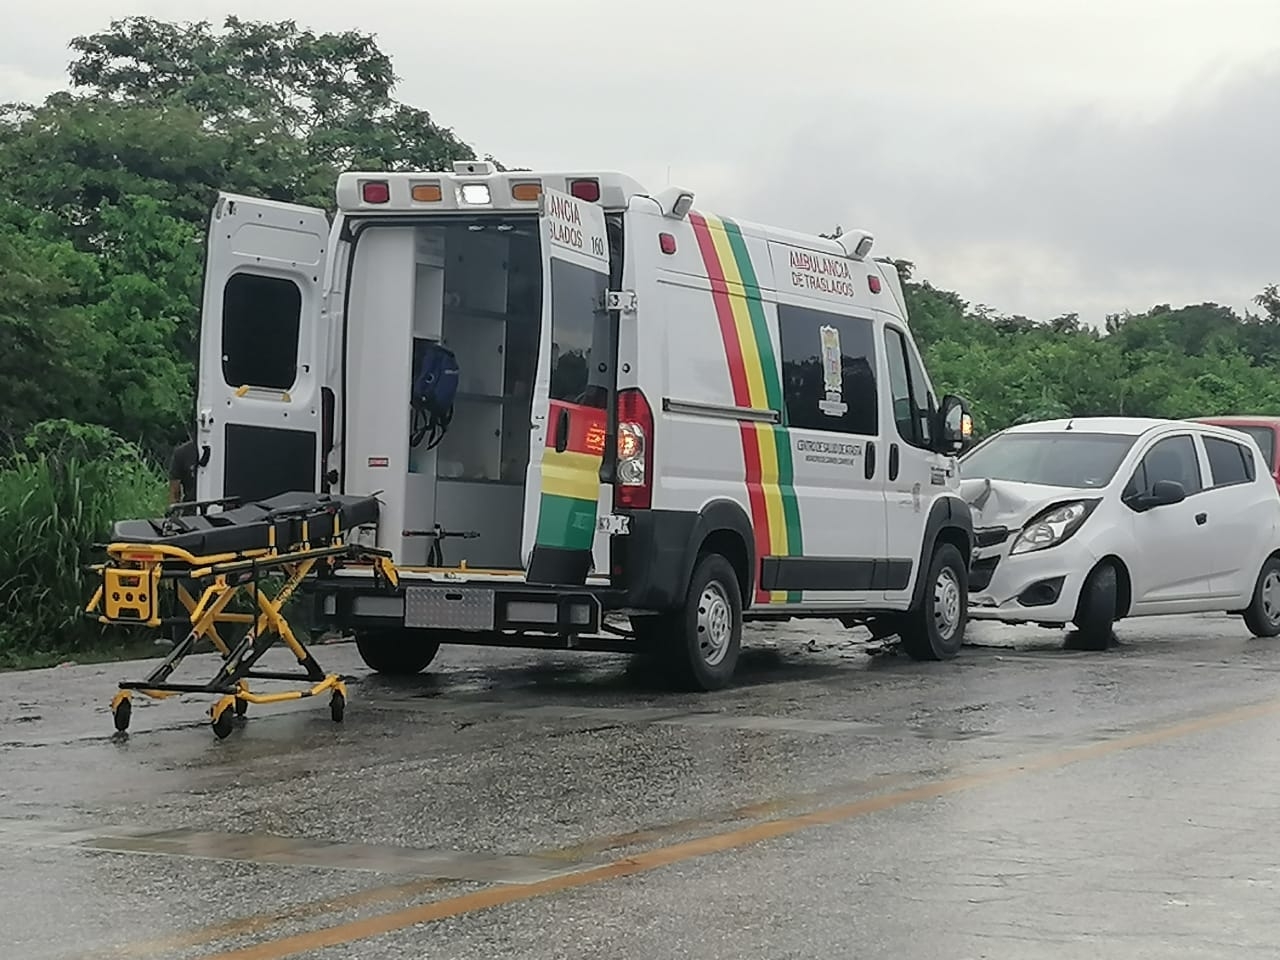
[{"x1": 741, "y1": 59, "x2": 1280, "y2": 324}]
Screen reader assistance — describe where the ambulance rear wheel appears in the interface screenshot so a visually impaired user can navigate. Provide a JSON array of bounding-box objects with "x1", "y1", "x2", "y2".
[
  {"x1": 666, "y1": 553, "x2": 743, "y2": 692},
  {"x1": 355, "y1": 629, "x2": 440, "y2": 676}
]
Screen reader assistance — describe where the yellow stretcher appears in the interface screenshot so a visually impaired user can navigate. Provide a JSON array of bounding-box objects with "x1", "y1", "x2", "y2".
[{"x1": 84, "y1": 492, "x2": 395, "y2": 739}]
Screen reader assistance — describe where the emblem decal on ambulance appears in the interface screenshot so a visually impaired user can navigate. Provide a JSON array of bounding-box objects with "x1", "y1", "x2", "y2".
[{"x1": 818, "y1": 325, "x2": 848, "y2": 417}]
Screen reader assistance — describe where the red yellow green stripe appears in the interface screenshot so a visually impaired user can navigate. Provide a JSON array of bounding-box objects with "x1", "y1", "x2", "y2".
[
  {"x1": 534, "y1": 400, "x2": 605, "y2": 552},
  {"x1": 688, "y1": 212, "x2": 803, "y2": 604}
]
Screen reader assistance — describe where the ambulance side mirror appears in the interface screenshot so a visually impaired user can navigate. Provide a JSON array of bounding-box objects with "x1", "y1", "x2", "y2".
[{"x1": 936, "y1": 395, "x2": 972, "y2": 455}]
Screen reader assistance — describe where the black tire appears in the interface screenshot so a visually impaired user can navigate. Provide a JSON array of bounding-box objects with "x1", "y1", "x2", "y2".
[
  {"x1": 1072, "y1": 562, "x2": 1118, "y2": 651},
  {"x1": 111, "y1": 698, "x2": 131, "y2": 733},
  {"x1": 1243, "y1": 555, "x2": 1280, "y2": 638},
  {"x1": 355, "y1": 628, "x2": 441, "y2": 676},
  {"x1": 330, "y1": 690, "x2": 346, "y2": 723},
  {"x1": 664, "y1": 553, "x2": 743, "y2": 691},
  {"x1": 899, "y1": 543, "x2": 968, "y2": 661}
]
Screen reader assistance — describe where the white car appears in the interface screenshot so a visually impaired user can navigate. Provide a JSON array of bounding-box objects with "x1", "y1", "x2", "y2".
[{"x1": 959, "y1": 417, "x2": 1280, "y2": 648}]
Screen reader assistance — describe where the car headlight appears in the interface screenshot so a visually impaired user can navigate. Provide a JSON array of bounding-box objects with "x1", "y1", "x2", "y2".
[{"x1": 1010, "y1": 500, "x2": 1100, "y2": 555}]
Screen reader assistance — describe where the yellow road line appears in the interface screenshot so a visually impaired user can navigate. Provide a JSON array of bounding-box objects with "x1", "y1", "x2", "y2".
[{"x1": 189, "y1": 696, "x2": 1280, "y2": 960}]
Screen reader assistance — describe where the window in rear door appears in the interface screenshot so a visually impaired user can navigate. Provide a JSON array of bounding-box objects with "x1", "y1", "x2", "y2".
[
  {"x1": 548, "y1": 259, "x2": 609, "y2": 409},
  {"x1": 1204, "y1": 436, "x2": 1255, "y2": 487},
  {"x1": 221, "y1": 273, "x2": 302, "y2": 390}
]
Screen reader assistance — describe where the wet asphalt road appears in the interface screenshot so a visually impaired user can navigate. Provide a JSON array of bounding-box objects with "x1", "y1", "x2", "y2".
[{"x1": 4, "y1": 615, "x2": 1280, "y2": 960}]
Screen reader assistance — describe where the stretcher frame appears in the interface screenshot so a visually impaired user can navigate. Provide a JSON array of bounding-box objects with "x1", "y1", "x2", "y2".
[{"x1": 85, "y1": 499, "x2": 398, "y2": 739}]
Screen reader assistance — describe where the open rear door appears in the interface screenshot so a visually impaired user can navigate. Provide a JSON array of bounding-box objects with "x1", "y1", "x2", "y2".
[
  {"x1": 195, "y1": 193, "x2": 330, "y2": 506},
  {"x1": 522, "y1": 188, "x2": 613, "y2": 585}
]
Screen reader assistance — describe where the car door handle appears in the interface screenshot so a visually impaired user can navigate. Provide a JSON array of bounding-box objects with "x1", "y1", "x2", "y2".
[
  {"x1": 888, "y1": 443, "x2": 900, "y2": 482},
  {"x1": 554, "y1": 408, "x2": 570, "y2": 453},
  {"x1": 1195, "y1": 512, "x2": 1207, "y2": 525},
  {"x1": 865, "y1": 441, "x2": 876, "y2": 479}
]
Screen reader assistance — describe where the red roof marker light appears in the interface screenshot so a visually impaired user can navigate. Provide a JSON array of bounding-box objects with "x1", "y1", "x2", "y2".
[
  {"x1": 868, "y1": 274, "x2": 882, "y2": 294},
  {"x1": 659, "y1": 233, "x2": 677, "y2": 255},
  {"x1": 569, "y1": 178, "x2": 600, "y2": 202},
  {"x1": 362, "y1": 181, "x2": 390, "y2": 204}
]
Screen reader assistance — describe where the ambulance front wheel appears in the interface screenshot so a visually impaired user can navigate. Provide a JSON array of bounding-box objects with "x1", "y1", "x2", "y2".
[
  {"x1": 667, "y1": 553, "x2": 743, "y2": 692},
  {"x1": 898, "y1": 542, "x2": 968, "y2": 661},
  {"x1": 355, "y1": 628, "x2": 441, "y2": 676}
]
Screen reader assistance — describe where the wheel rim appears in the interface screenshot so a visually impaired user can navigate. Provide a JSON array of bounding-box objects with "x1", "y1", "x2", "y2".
[
  {"x1": 933, "y1": 567, "x2": 962, "y2": 640},
  {"x1": 1263, "y1": 569, "x2": 1280, "y2": 624},
  {"x1": 697, "y1": 580, "x2": 733, "y2": 667}
]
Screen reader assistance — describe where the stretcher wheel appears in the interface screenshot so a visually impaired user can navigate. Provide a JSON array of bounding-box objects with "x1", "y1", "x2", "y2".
[
  {"x1": 210, "y1": 698, "x2": 236, "y2": 740},
  {"x1": 112, "y1": 697, "x2": 132, "y2": 732},
  {"x1": 329, "y1": 690, "x2": 345, "y2": 724}
]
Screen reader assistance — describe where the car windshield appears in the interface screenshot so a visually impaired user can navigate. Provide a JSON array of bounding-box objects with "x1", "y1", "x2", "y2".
[{"x1": 961, "y1": 431, "x2": 1138, "y2": 488}]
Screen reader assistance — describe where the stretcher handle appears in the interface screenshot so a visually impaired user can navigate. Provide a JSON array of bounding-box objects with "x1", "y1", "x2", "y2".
[
  {"x1": 403, "y1": 528, "x2": 480, "y2": 539},
  {"x1": 166, "y1": 495, "x2": 242, "y2": 518}
]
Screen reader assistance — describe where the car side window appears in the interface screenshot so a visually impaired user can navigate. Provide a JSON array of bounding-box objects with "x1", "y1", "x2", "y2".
[
  {"x1": 1204, "y1": 436, "x2": 1255, "y2": 486},
  {"x1": 883, "y1": 327, "x2": 934, "y2": 449},
  {"x1": 1124, "y1": 435, "x2": 1202, "y2": 501}
]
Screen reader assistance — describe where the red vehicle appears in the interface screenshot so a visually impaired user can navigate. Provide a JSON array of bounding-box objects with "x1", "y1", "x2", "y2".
[{"x1": 1194, "y1": 416, "x2": 1280, "y2": 490}]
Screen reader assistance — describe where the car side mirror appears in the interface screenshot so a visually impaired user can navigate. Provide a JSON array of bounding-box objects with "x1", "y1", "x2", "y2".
[
  {"x1": 1127, "y1": 479, "x2": 1187, "y2": 511},
  {"x1": 935, "y1": 394, "x2": 972, "y2": 454},
  {"x1": 1148, "y1": 479, "x2": 1186, "y2": 507}
]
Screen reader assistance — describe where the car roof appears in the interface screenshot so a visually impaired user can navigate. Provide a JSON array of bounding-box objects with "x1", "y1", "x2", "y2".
[
  {"x1": 1000, "y1": 416, "x2": 1174, "y2": 437},
  {"x1": 1192, "y1": 415, "x2": 1280, "y2": 427}
]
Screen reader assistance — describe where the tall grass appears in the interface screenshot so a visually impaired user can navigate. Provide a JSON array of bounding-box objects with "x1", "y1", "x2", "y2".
[{"x1": 0, "y1": 420, "x2": 165, "y2": 659}]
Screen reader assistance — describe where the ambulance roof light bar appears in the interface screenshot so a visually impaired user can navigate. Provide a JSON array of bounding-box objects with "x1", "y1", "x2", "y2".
[
  {"x1": 453, "y1": 160, "x2": 497, "y2": 176},
  {"x1": 835, "y1": 228, "x2": 874, "y2": 261},
  {"x1": 654, "y1": 186, "x2": 695, "y2": 220}
]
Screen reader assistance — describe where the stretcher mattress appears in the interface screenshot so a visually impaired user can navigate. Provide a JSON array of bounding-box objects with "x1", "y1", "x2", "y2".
[{"x1": 110, "y1": 492, "x2": 381, "y2": 557}]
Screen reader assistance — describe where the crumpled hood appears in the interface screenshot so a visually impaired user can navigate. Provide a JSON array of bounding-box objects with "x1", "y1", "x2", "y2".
[{"x1": 959, "y1": 477, "x2": 1088, "y2": 529}]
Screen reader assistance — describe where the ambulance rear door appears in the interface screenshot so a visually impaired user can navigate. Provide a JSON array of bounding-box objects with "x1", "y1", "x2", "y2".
[
  {"x1": 521, "y1": 187, "x2": 614, "y2": 585},
  {"x1": 195, "y1": 193, "x2": 330, "y2": 506}
]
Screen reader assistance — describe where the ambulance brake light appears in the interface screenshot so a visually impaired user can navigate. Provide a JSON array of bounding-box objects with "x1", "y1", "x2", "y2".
[
  {"x1": 569, "y1": 178, "x2": 600, "y2": 202},
  {"x1": 361, "y1": 181, "x2": 390, "y2": 204},
  {"x1": 616, "y1": 388, "x2": 654, "y2": 510}
]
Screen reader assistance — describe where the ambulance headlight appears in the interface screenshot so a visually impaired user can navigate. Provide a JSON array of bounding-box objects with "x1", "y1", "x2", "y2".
[{"x1": 460, "y1": 183, "x2": 491, "y2": 205}]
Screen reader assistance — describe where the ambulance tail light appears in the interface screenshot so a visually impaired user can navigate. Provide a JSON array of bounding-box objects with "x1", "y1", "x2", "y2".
[
  {"x1": 569, "y1": 178, "x2": 601, "y2": 202},
  {"x1": 616, "y1": 388, "x2": 653, "y2": 510},
  {"x1": 361, "y1": 180, "x2": 390, "y2": 204}
]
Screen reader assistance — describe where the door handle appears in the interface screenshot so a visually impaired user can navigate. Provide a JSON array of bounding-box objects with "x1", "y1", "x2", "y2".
[
  {"x1": 554, "y1": 408, "x2": 570, "y2": 453},
  {"x1": 1195, "y1": 512, "x2": 1207, "y2": 525},
  {"x1": 888, "y1": 443, "x2": 900, "y2": 481},
  {"x1": 865, "y1": 441, "x2": 876, "y2": 479}
]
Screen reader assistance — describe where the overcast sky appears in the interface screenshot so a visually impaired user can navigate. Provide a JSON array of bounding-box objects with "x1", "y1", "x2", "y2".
[{"x1": 5, "y1": 0, "x2": 1279, "y2": 325}]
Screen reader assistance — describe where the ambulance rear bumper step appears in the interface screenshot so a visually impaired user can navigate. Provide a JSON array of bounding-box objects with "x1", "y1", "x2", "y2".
[{"x1": 325, "y1": 583, "x2": 607, "y2": 635}]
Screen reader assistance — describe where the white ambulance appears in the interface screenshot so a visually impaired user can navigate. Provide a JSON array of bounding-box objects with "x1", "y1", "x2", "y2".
[{"x1": 193, "y1": 161, "x2": 973, "y2": 690}]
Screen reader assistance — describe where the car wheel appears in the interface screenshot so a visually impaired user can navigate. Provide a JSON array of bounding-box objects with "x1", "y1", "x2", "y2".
[
  {"x1": 665, "y1": 553, "x2": 743, "y2": 691},
  {"x1": 1243, "y1": 555, "x2": 1280, "y2": 638},
  {"x1": 899, "y1": 543, "x2": 968, "y2": 661},
  {"x1": 1072, "y1": 562, "x2": 1118, "y2": 651},
  {"x1": 355, "y1": 628, "x2": 441, "y2": 675}
]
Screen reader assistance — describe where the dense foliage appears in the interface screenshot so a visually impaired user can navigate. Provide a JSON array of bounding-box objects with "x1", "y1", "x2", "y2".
[{"x1": 0, "y1": 16, "x2": 1275, "y2": 663}]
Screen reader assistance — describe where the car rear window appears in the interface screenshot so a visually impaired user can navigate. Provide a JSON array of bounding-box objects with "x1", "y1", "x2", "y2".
[
  {"x1": 1204, "y1": 436, "x2": 1255, "y2": 487},
  {"x1": 1223, "y1": 425, "x2": 1276, "y2": 471}
]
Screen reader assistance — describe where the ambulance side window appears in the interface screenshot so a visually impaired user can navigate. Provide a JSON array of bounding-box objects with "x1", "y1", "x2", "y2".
[
  {"x1": 222, "y1": 273, "x2": 302, "y2": 391},
  {"x1": 778, "y1": 305, "x2": 877, "y2": 436},
  {"x1": 548, "y1": 259, "x2": 609, "y2": 409},
  {"x1": 884, "y1": 326, "x2": 934, "y2": 449}
]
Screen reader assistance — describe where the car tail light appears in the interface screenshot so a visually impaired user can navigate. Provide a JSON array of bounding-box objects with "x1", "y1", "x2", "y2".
[
  {"x1": 569, "y1": 178, "x2": 601, "y2": 202},
  {"x1": 616, "y1": 388, "x2": 653, "y2": 509}
]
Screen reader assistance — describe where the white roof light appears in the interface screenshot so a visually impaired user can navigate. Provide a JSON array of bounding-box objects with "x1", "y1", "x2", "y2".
[
  {"x1": 835, "y1": 228, "x2": 874, "y2": 260},
  {"x1": 460, "y1": 183, "x2": 491, "y2": 205}
]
